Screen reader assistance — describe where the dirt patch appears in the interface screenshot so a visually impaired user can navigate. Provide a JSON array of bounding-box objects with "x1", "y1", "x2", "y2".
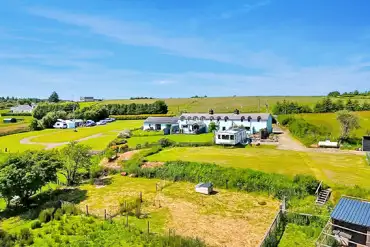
[
  {"x1": 163, "y1": 200, "x2": 270, "y2": 247},
  {"x1": 141, "y1": 161, "x2": 164, "y2": 168},
  {"x1": 117, "y1": 150, "x2": 140, "y2": 161}
]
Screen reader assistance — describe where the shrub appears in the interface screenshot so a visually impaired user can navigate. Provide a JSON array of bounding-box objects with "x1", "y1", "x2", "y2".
[
  {"x1": 39, "y1": 208, "x2": 54, "y2": 223},
  {"x1": 117, "y1": 129, "x2": 132, "y2": 138},
  {"x1": 61, "y1": 204, "x2": 79, "y2": 215},
  {"x1": 158, "y1": 138, "x2": 175, "y2": 148},
  {"x1": 1, "y1": 112, "x2": 32, "y2": 116},
  {"x1": 0, "y1": 229, "x2": 15, "y2": 247},
  {"x1": 29, "y1": 118, "x2": 44, "y2": 131},
  {"x1": 18, "y1": 228, "x2": 33, "y2": 245},
  {"x1": 54, "y1": 208, "x2": 63, "y2": 220},
  {"x1": 30, "y1": 220, "x2": 42, "y2": 229}
]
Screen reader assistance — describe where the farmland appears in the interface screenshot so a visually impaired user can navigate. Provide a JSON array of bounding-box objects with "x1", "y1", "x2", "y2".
[
  {"x1": 127, "y1": 133, "x2": 213, "y2": 147},
  {"x1": 83, "y1": 96, "x2": 336, "y2": 114},
  {"x1": 0, "y1": 120, "x2": 142, "y2": 152},
  {"x1": 297, "y1": 111, "x2": 370, "y2": 138},
  {"x1": 146, "y1": 147, "x2": 369, "y2": 187},
  {"x1": 0, "y1": 175, "x2": 279, "y2": 247},
  {"x1": 0, "y1": 115, "x2": 33, "y2": 135}
]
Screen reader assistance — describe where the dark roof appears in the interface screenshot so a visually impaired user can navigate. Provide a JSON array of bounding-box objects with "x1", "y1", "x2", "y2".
[
  {"x1": 179, "y1": 113, "x2": 271, "y2": 121},
  {"x1": 331, "y1": 197, "x2": 370, "y2": 227},
  {"x1": 144, "y1": 117, "x2": 179, "y2": 124}
]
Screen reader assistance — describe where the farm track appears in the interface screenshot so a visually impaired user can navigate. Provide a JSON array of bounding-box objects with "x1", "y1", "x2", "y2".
[
  {"x1": 277, "y1": 131, "x2": 365, "y2": 156},
  {"x1": 20, "y1": 133, "x2": 104, "y2": 150}
]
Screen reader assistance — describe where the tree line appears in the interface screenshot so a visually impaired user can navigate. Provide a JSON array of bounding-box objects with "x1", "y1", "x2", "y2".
[
  {"x1": 273, "y1": 98, "x2": 370, "y2": 114},
  {"x1": 328, "y1": 90, "x2": 370, "y2": 97}
]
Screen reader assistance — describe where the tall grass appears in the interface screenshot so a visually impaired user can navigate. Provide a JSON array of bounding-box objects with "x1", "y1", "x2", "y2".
[{"x1": 136, "y1": 161, "x2": 321, "y2": 199}]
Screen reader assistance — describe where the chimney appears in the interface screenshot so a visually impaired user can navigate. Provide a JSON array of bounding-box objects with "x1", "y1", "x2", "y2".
[{"x1": 209, "y1": 109, "x2": 214, "y2": 115}]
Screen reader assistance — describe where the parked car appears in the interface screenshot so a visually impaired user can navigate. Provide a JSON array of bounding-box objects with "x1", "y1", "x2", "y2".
[
  {"x1": 104, "y1": 118, "x2": 115, "y2": 122},
  {"x1": 96, "y1": 120, "x2": 107, "y2": 125},
  {"x1": 85, "y1": 120, "x2": 96, "y2": 127},
  {"x1": 53, "y1": 122, "x2": 67, "y2": 129}
]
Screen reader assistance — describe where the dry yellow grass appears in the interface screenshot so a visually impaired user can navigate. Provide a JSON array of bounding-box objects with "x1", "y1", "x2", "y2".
[{"x1": 78, "y1": 176, "x2": 279, "y2": 247}]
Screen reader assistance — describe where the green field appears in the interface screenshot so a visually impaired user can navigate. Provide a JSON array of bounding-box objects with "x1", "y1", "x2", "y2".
[
  {"x1": 127, "y1": 133, "x2": 213, "y2": 147},
  {"x1": 147, "y1": 147, "x2": 369, "y2": 187},
  {"x1": 296, "y1": 111, "x2": 370, "y2": 138},
  {"x1": 279, "y1": 223, "x2": 322, "y2": 247},
  {"x1": 82, "y1": 96, "x2": 348, "y2": 114},
  {"x1": 0, "y1": 115, "x2": 33, "y2": 135},
  {"x1": 0, "y1": 120, "x2": 142, "y2": 152}
]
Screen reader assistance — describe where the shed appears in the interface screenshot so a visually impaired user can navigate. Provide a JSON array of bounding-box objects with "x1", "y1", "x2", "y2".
[
  {"x1": 330, "y1": 197, "x2": 370, "y2": 246},
  {"x1": 363, "y1": 136, "x2": 370, "y2": 151},
  {"x1": 195, "y1": 183, "x2": 213, "y2": 195},
  {"x1": 143, "y1": 117, "x2": 179, "y2": 131},
  {"x1": 3, "y1": 118, "x2": 16, "y2": 123}
]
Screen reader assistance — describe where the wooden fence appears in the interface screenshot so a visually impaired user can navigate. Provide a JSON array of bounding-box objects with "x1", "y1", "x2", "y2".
[{"x1": 259, "y1": 208, "x2": 285, "y2": 247}]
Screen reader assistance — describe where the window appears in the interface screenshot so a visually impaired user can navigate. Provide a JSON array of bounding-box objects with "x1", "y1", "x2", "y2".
[
  {"x1": 218, "y1": 135, "x2": 221, "y2": 139},
  {"x1": 222, "y1": 127, "x2": 226, "y2": 131},
  {"x1": 245, "y1": 126, "x2": 251, "y2": 131},
  {"x1": 230, "y1": 135, "x2": 234, "y2": 140},
  {"x1": 222, "y1": 135, "x2": 229, "y2": 140},
  {"x1": 182, "y1": 125, "x2": 188, "y2": 128}
]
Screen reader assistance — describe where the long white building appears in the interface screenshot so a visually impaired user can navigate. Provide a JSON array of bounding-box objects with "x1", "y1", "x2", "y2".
[{"x1": 178, "y1": 112, "x2": 273, "y2": 134}]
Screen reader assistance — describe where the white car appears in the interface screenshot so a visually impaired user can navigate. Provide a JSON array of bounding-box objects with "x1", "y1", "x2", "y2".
[{"x1": 96, "y1": 120, "x2": 107, "y2": 125}]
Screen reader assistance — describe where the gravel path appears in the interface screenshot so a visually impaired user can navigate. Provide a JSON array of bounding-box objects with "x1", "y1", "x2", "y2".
[
  {"x1": 277, "y1": 131, "x2": 365, "y2": 156},
  {"x1": 20, "y1": 133, "x2": 103, "y2": 150}
]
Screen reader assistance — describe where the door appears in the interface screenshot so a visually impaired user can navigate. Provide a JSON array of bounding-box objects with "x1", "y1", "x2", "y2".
[{"x1": 155, "y1": 124, "x2": 161, "y2": 130}]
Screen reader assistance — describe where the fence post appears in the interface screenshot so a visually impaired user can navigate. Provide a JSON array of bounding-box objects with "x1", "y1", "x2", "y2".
[
  {"x1": 86, "y1": 205, "x2": 89, "y2": 215},
  {"x1": 139, "y1": 192, "x2": 143, "y2": 203},
  {"x1": 126, "y1": 211, "x2": 129, "y2": 227},
  {"x1": 147, "y1": 221, "x2": 150, "y2": 235},
  {"x1": 104, "y1": 209, "x2": 107, "y2": 220},
  {"x1": 282, "y1": 196, "x2": 286, "y2": 213}
]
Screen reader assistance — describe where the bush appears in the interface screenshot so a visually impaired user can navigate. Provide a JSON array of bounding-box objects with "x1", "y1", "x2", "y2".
[
  {"x1": 111, "y1": 114, "x2": 174, "y2": 120},
  {"x1": 1, "y1": 112, "x2": 32, "y2": 116},
  {"x1": 158, "y1": 138, "x2": 175, "y2": 147},
  {"x1": 29, "y1": 118, "x2": 44, "y2": 131},
  {"x1": 117, "y1": 129, "x2": 132, "y2": 138},
  {"x1": 39, "y1": 208, "x2": 54, "y2": 223},
  {"x1": 18, "y1": 228, "x2": 33, "y2": 245},
  {"x1": 61, "y1": 204, "x2": 80, "y2": 215},
  {"x1": 33, "y1": 102, "x2": 79, "y2": 119},
  {"x1": 30, "y1": 220, "x2": 42, "y2": 229},
  {"x1": 0, "y1": 229, "x2": 15, "y2": 247}
]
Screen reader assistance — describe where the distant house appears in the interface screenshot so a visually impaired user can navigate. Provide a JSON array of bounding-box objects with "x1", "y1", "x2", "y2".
[
  {"x1": 10, "y1": 104, "x2": 35, "y2": 113},
  {"x1": 215, "y1": 129, "x2": 249, "y2": 145},
  {"x1": 178, "y1": 111, "x2": 273, "y2": 134},
  {"x1": 80, "y1": 97, "x2": 95, "y2": 102},
  {"x1": 143, "y1": 117, "x2": 179, "y2": 131},
  {"x1": 325, "y1": 197, "x2": 370, "y2": 246}
]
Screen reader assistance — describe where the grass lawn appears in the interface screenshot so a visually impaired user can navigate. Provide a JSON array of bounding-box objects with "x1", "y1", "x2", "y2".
[
  {"x1": 291, "y1": 111, "x2": 370, "y2": 139},
  {"x1": 76, "y1": 175, "x2": 279, "y2": 247},
  {"x1": 0, "y1": 120, "x2": 143, "y2": 152},
  {"x1": 279, "y1": 223, "x2": 322, "y2": 247},
  {"x1": 147, "y1": 147, "x2": 369, "y2": 187},
  {"x1": 82, "y1": 96, "x2": 364, "y2": 114},
  {"x1": 127, "y1": 133, "x2": 213, "y2": 147},
  {"x1": 31, "y1": 120, "x2": 142, "y2": 143}
]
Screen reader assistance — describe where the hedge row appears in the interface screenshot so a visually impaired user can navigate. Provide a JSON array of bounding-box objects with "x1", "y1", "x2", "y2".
[
  {"x1": 1, "y1": 112, "x2": 32, "y2": 116},
  {"x1": 134, "y1": 161, "x2": 321, "y2": 199},
  {"x1": 110, "y1": 114, "x2": 175, "y2": 120}
]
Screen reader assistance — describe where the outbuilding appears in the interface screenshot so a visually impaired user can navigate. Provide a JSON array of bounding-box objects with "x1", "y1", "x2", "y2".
[
  {"x1": 363, "y1": 136, "x2": 370, "y2": 151},
  {"x1": 3, "y1": 118, "x2": 16, "y2": 123},
  {"x1": 195, "y1": 183, "x2": 213, "y2": 195},
  {"x1": 143, "y1": 117, "x2": 179, "y2": 131},
  {"x1": 316, "y1": 197, "x2": 370, "y2": 246},
  {"x1": 214, "y1": 129, "x2": 248, "y2": 145}
]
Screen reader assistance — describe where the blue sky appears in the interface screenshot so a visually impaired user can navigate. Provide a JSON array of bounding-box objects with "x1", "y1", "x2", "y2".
[{"x1": 1, "y1": 0, "x2": 370, "y2": 99}]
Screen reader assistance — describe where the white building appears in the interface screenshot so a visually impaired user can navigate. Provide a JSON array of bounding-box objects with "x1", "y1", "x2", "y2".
[
  {"x1": 178, "y1": 112, "x2": 273, "y2": 134},
  {"x1": 215, "y1": 129, "x2": 248, "y2": 145},
  {"x1": 143, "y1": 117, "x2": 179, "y2": 131},
  {"x1": 10, "y1": 104, "x2": 36, "y2": 113}
]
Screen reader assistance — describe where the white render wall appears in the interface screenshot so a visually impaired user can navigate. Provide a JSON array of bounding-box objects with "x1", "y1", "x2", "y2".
[{"x1": 178, "y1": 118, "x2": 272, "y2": 134}]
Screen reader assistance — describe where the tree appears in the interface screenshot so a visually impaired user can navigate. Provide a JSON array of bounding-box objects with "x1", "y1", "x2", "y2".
[
  {"x1": 208, "y1": 122, "x2": 217, "y2": 132},
  {"x1": 0, "y1": 151, "x2": 62, "y2": 206},
  {"x1": 328, "y1": 91, "x2": 340, "y2": 97},
  {"x1": 336, "y1": 110, "x2": 360, "y2": 140},
  {"x1": 60, "y1": 142, "x2": 92, "y2": 186},
  {"x1": 48, "y1": 91, "x2": 60, "y2": 103},
  {"x1": 29, "y1": 118, "x2": 44, "y2": 131}
]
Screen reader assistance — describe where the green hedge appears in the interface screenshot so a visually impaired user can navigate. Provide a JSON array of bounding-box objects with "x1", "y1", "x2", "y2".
[
  {"x1": 1, "y1": 112, "x2": 32, "y2": 116},
  {"x1": 111, "y1": 114, "x2": 175, "y2": 120},
  {"x1": 136, "y1": 161, "x2": 321, "y2": 199}
]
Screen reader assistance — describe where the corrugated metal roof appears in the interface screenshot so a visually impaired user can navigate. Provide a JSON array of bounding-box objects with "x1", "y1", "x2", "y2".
[
  {"x1": 179, "y1": 113, "x2": 271, "y2": 121},
  {"x1": 144, "y1": 117, "x2": 179, "y2": 124},
  {"x1": 331, "y1": 197, "x2": 370, "y2": 227}
]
